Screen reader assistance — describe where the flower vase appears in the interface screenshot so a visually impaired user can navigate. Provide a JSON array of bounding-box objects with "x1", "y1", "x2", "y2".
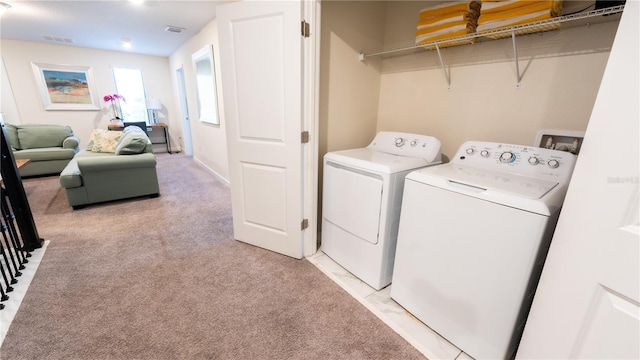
[
  {"x1": 110, "y1": 118, "x2": 124, "y2": 127},
  {"x1": 111, "y1": 101, "x2": 123, "y2": 120},
  {"x1": 104, "y1": 94, "x2": 126, "y2": 126}
]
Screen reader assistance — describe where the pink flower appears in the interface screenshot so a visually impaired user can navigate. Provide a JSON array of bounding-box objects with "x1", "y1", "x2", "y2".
[
  {"x1": 103, "y1": 93, "x2": 126, "y2": 103},
  {"x1": 104, "y1": 93, "x2": 126, "y2": 119}
]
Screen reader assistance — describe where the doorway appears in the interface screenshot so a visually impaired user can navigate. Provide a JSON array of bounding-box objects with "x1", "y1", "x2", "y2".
[{"x1": 176, "y1": 66, "x2": 193, "y2": 156}]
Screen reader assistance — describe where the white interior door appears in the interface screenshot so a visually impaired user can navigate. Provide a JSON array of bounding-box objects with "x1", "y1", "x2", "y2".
[
  {"x1": 516, "y1": 3, "x2": 639, "y2": 358},
  {"x1": 217, "y1": 0, "x2": 306, "y2": 259}
]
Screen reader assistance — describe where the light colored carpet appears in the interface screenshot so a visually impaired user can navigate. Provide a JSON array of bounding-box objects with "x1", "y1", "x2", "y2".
[{"x1": 0, "y1": 154, "x2": 425, "y2": 359}]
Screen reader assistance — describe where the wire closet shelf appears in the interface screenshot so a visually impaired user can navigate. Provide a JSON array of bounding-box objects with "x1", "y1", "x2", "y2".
[{"x1": 360, "y1": 4, "x2": 626, "y2": 60}]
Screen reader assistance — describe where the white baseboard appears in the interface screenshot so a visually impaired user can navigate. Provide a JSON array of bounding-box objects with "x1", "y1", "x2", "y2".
[{"x1": 192, "y1": 158, "x2": 230, "y2": 187}]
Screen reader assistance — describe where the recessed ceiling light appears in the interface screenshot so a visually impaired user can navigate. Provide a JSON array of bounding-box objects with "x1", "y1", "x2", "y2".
[
  {"x1": 130, "y1": 0, "x2": 144, "y2": 5},
  {"x1": 121, "y1": 38, "x2": 133, "y2": 49},
  {"x1": 0, "y1": 2, "x2": 11, "y2": 15}
]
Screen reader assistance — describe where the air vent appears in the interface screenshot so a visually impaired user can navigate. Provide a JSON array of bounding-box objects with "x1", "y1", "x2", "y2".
[
  {"x1": 164, "y1": 26, "x2": 185, "y2": 34},
  {"x1": 42, "y1": 35, "x2": 74, "y2": 44}
]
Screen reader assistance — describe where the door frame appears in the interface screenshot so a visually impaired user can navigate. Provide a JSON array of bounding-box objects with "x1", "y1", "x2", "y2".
[
  {"x1": 175, "y1": 65, "x2": 193, "y2": 156},
  {"x1": 303, "y1": 0, "x2": 321, "y2": 256}
]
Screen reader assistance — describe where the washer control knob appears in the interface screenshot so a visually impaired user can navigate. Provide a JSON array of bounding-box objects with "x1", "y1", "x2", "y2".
[
  {"x1": 395, "y1": 138, "x2": 405, "y2": 147},
  {"x1": 547, "y1": 159, "x2": 560, "y2": 169},
  {"x1": 410, "y1": 140, "x2": 418, "y2": 147},
  {"x1": 528, "y1": 156, "x2": 540, "y2": 165},
  {"x1": 466, "y1": 148, "x2": 475, "y2": 155},
  {"x1": 480, "y1": 150, "x2": 490, "y2": 158},
  {"x1": 499, "y1": 151, "x2": 515, "y2": 163}
]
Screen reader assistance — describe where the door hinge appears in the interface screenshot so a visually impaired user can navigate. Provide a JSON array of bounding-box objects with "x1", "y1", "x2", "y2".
[
  {"x1": 301, "y1": 218, "x2": 309, "y2": 230},
  {"x1": 301, "y1": 131, "x2": 309, "y2": 144},
  {"x1": 301, "y1": 20, "x2": 310, "y2": 38}
]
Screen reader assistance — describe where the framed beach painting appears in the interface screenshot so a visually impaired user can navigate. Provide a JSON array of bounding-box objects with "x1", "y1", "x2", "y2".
[{"x1": 31, "y1": 63, "x2": 100, "y2": 110}]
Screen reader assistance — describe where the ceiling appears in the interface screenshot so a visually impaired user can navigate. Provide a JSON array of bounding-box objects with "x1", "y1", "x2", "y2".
[
  {"x1": 0, "y1": 1, "x2": 612, "y2": 58},
  {"x1": 0, "y1": 0, "x2": 226, "y2": 57}
]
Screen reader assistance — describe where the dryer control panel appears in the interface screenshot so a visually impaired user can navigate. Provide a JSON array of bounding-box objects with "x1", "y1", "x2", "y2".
[
  {"x1": 453, "y1": 141, "x2": 577, "y2": 182},
  {"x1": 367, "y1": 131, "x2": 442, "y2": 163}
]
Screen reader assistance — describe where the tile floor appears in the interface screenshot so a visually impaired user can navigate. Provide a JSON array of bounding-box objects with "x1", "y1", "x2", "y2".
[{"x1": 307, "y1": 250, "x2": 474, "y2": 360}]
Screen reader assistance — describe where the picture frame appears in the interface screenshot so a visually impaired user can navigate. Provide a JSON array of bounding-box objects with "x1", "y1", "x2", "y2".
[
  {"x1": 191, "y1": 45, "x2": 220, "y2": 125},
  {"x1": 31, "y1": 62, "x2": 100, "y2": 111}
]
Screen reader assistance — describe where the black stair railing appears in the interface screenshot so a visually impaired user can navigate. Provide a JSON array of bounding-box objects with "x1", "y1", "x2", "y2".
[{"x1": 0, "y1": 123, "x2": 44, "y2": 310}]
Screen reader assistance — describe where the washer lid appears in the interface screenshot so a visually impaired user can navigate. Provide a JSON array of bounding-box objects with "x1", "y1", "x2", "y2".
[
  {"x1": 406, "y1": 164, "x2": 562, "y2": 215},
  {"x1": 325, "y1": 148, "x2": 440, "y2": 174},
  {"x1": 437, "y1": 164, "x2": 558, "y2": 199}
]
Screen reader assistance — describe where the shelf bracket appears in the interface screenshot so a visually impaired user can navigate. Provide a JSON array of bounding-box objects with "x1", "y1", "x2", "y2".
[
  {"x1": 435, "y1": 44, "x2": 451, "y2": 90},
  {"x1": 512, "y1": 30, "x2": 521, "y2": 89}
]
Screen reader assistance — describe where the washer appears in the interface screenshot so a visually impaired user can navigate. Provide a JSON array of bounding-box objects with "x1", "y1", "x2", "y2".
[
  {"x1": 391, "y1": 141, "x2": 577, "y2": 359},
  {"x1": 321, "y1": 131, "x2": 442, "y2": 290}
]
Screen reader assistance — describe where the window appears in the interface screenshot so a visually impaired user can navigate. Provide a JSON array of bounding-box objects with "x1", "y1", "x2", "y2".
[
  {"x1": 112, "y1": 67, "x2": 148, "y2": 123},
  {"x1": 191, "y1": 45, "x2": 220, "y2": 125}
]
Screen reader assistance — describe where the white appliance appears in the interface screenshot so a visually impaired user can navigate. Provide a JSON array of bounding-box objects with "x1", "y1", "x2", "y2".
[
  {"x1": 391, "y1": 141, "x2": 577, "y2": 359},
  {"x1": 321, "y1": 131, "x2": 442, "y2": 290}
]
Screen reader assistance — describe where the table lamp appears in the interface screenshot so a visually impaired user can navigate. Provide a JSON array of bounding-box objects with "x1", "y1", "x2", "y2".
[{"x1": 145, "y1": 97, "x2": 162, "y2": 124}]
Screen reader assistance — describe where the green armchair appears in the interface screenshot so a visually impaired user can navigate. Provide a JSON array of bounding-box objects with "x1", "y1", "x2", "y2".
[{"x1": 5, "y1": 123, "x2": 80, "y2": 177}]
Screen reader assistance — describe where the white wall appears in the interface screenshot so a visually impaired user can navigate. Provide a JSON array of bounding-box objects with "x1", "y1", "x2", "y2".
[
  {"x1": 319, "y1": 1, "x2": 618, "y2": 160},
  {"x1": 317, "y1": 1, "x2": 387, "y2": 224},
  {"x1": 316, "y1": 0, "x2": 618, "y2": 243},
  {"x1": 169, "y1": 19, "x2": 228, "y2": 183},
  {"x1": 1, "y1": 58, "x2": 21, "y2": 125},
  {"x1": 376, "y1": 1, "x2": 618, "y2": 159},
  {"x1": 1, "y1": 21, "x2": 229, "y2": 182},
  {"x1": 0, "y1": 39, "x2": 175, "y2": 150},
  {"x1": 319, "y1": 1, "x2": 387, "y2": 156}
]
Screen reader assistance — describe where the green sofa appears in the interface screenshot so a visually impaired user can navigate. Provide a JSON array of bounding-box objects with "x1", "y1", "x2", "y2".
[
  {"x1": 5, "y1": 124, "x2": 80, "y2": 177},
  {"x1": 59, "y1": 126, "x2": 160, "y2": 209}
]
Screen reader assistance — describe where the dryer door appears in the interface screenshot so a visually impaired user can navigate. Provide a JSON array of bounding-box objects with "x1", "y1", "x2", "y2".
[{"x1": 323, "y1": 161, "x2": 383, "y2": 245}]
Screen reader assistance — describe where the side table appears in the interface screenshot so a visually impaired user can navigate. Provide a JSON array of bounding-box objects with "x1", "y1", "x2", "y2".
[
  {"x1": 107, "y1": 123, "x2": 172, "y2": 153},
  {"x1": 0, "y1": 159, "x2": 30, "y2": 183}
]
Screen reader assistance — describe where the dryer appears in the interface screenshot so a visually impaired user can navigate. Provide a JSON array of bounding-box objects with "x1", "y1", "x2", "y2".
[
  {"x1": 391, "y1": 141, "x2": 577, "y2": 359},
  {"x1": 321, "y1": 131, "x2": 442, "y2": 290}
]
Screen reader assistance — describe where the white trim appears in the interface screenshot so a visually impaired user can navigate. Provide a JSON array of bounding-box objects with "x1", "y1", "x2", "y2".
[
  {"x1": 175, "y1": 65, "x2": 193, "y2": 157},
  {"x1": 302, "y1": 0, "x2": 321, "y2": 257},
  {"x1": 193, "y1": 157, "x2": 230, "y2": 187},
  {"x1": 191, "y1": 45, "x2": 221, "y2": 125}
]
